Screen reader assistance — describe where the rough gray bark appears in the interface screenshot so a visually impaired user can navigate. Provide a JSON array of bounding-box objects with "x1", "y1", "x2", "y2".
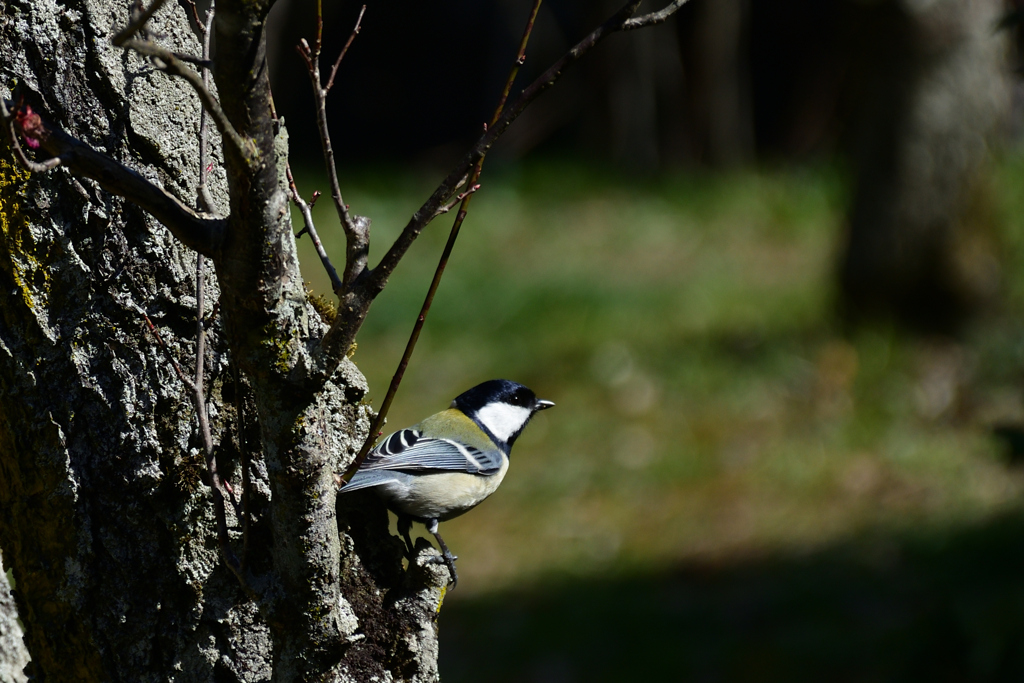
[
  {"x1": 0, "y1": 555, "x2": 28, "y2": 683},
  {"x1": 839, "y1": 0, "x2": 1010, "y2": 332},
  {"x1": 0, "y1": 0, "x2": 446, "y2": 680}
]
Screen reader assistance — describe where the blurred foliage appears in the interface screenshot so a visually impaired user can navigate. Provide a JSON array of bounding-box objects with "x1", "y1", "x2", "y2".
[{"x1": 295, "y1": 152, "x2": 1024, "y2": 680}]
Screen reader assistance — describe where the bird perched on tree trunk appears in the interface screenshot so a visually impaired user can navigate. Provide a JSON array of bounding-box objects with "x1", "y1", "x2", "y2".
[{"x1": 340, "y1": 379, "x2": 554, "y2": 588}]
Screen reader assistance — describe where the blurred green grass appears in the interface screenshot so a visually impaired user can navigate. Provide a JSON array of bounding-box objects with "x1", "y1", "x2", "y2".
[{"x1": 297, "y1": 153, "x2": 1024, "y2": 676}]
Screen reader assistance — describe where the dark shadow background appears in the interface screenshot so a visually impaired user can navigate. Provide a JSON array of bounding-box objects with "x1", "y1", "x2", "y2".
[
  {"x1": 440, "y1": 511, "x2": 1024, "y2": 682},
  {"x1": 268, "y1": 0, "x2": 863, "y2": 167}
]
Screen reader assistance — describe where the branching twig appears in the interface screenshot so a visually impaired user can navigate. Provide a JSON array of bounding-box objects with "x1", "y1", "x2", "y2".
[
  {"x1": 197, "y1": 0, "x2": 216, "y2": 214},
  {"x1": 139, "y1": 303, "x2": 242, "y2": 571},
  {"x1": 1, "y1": 96, "x2": 226, "y2": 256},
  {"x1": 435, "y1": 184, "x2": 480, "y2": 216},
  {"x1": 187, "y1": 1, "x2": 248, "y2": 575},
  {"x1": 140, "y1": 310, "x2": 195, "y2": 392},
  {"x1": 111, "y1": 0, "x2": 250, "y2": 163},
  {"x1": 0, "y1": 4, "x2": 232, "y2": 255},
  {"x1": 325, "y1": 5, "x2": 366, "y2": 94},
  {"x1": 287, "y1": 166, "x2": 343, "y2": 292},
  {"x1": 339, "y1": 0, "x2": 544, "y2": 484},
  {"x1": 623, "y1": 0, "x2": 689, "y2": 29},
  {"x1": 297, "y1": 5, "x2": 369, "y2": 291},
  {"x1": 194, "y1": 0, "x2": 243, "y2": 563}
]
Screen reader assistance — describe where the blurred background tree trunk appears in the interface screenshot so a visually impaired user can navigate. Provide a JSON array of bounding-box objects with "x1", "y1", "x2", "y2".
[
  {"x1": 838, "y1": 0, "x2": 1010, "y2": 333},
  {"x1": 678, "y1": 0, "x2": 754, "y2": 166}
]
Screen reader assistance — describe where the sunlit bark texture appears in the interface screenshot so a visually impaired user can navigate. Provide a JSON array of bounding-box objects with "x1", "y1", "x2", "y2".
[
  {"x1": 839, "y1": 0, "x2": 1009, "y2": 333},
  {"x1": 0, "y1": 0, "x2": 446, "y2": 680},
  {"x1": 0, "y1": 554, "x2": 28, "y2": 683}
]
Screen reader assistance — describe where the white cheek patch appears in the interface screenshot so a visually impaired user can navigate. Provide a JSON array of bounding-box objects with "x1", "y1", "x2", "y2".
[{"x1": 475, "y1": 403, "x2": 533, "y2": 443}]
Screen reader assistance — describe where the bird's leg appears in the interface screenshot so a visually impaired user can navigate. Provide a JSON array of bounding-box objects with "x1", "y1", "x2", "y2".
[
  {"x1": 397, "y1": 514, "x2": 415, "y2": 558},
  {"x1": 425, "y1": 518, "x2": 459, "y2": 589}
]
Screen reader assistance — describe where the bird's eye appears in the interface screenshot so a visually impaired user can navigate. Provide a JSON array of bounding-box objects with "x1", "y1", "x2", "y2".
[{"x1": 511, "y1": 388, "x2": 532, "y2": 407}]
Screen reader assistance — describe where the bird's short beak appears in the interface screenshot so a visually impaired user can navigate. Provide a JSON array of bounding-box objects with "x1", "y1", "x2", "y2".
[{"x1": 535, "y1": 399, "x2": 555, "y2": 411}]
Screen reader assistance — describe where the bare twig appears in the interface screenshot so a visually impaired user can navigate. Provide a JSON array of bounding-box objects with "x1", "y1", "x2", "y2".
[
  {"x1": 140, "y1": 310, "x2": 195, "y2": 392},
  {"x1": 435, "y1": 184, "x2": 480, "y2": 216},
  {"x1": 624, "y1": 0, "x2": 689, "y2": 29},
  {"x1": 325, "y1": 5, "x2": 366, "y2": 94},
  {"x1": 287, "y1": 165, "x2": 343, "y2": 292},
  {"x1": 339, "y1": 0, "x2": 544, "y2": 485},
  {"x1": 197, "y1": 1, "x2": 216, "y2": 213},
  {"x1": 183, "y1": 0, "x2": 206, "y2": 32},
  {"x1": 2, "y1": 97, "x2": 226, "y2": 256},
  {"x1": 186, "y1": 1, "x2": 247, "y2": 572},
  {"x1": 169, "y1": 52, "x2": 213, "y2": 69},
  {"x1": 197, "y1": 1, "x2": 216, "y2": 214},
  {"x1": 140, "y1": 302, "x2": 241, "y2": 571},
  {"x1": 194, "y1": 261, "x2": 210, "y2": 446},
  {"x1": 297, "y1": 6, "x2": 369, "y2": 291}
]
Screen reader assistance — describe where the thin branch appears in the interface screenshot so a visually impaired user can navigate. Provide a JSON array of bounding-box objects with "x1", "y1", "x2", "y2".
[
  {"x1": 139, "y1": 302, "x2": 242, "y2": 572},
  {"x1": 287, "y1": 165, "x2": 343, "y2": 292},
  {"x1": 297, "y1": 6, "x2": 369, "y2": 291},
  {"x1": 434, "y1": 183, "x2": 480, "y2": 216},
  {"x1": 191, "y1": 1, "x2": 244, "y2": 570},
  {"x1": 272, "y1": 62, "x2": 345, "y2": 293},
  {"x1": 194, "y1": 259, "x2": 211, "y2": 448},
  {"x1": 339, "y1": 0, "x2": 543, "y2": 484},
  {"x1": 623, "y1": 0, "x2": 689, "y2": 29},
  {"x1": 325, "y1": 5, "x2": 366, "y2": 94},
  {"x1": 197, "y1": 0, "x2": 216, "y2": 213},
  {"x1": 120, "y1": 38, "x2": 255, "y2": 164},
  {"x1": 139, "y1": 310, "x2": 195, "y2": 392},
  {"x1": 183, "y1": 0, "x2": 207, "y2": 32},
  {"x1": 233, "y1": 365, "x2": 253, "y2": 568},
  {"x1": 313, "y1": 0, "x2": 324, "y2": 56},
  {"x1": 2, "y1": 98, "x2": 226, "y2": 256},
  {"x1": 169, "y1": 52, "x2": 213, "y2": 69}
]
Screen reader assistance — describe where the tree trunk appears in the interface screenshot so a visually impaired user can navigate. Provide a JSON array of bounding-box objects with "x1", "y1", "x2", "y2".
[
  {"x1": 0, "y1": 0, "x2": 445, "y2": 679},
  {"x1": 0, "y1": 554, "x2": 28, "y2": 683},
  {"x1": 838, "y1": 0, "x2": 1009, "y2": 333}
]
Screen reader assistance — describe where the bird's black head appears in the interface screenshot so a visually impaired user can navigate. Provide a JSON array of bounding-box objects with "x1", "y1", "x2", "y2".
[{"x1": 453, "y1": 379, "x2": 555, "y2": 451}]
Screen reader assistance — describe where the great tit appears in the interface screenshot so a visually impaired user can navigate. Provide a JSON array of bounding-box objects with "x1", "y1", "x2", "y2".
[{"x1": 340, "y1": 379, "x2": 554, "y2": 588}]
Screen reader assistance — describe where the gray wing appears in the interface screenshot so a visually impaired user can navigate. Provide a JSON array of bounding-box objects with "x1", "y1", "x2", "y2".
[{"x1": 361, "y1": 428, "x2": 504, "y2": 475}]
